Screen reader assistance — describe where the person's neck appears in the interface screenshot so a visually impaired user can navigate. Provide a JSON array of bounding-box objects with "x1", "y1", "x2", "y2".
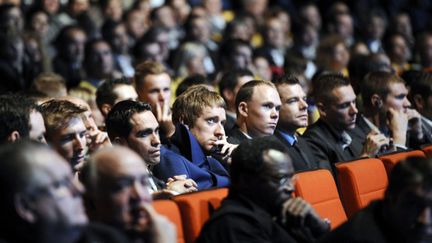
[
  {"x1": 363, "y1": 108, "x2": 386, "y2": 129},
  {"x1": 277, "y1": 126, "x2": 297, "y2": 136}
]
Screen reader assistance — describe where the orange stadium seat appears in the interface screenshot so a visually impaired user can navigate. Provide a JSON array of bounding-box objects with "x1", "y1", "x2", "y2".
[
  {"x1": 421, "y1": 144, "x2": 432, "y2": 158},
  {"x1": 335, "y1": 158, "x2": 388, "y2": 217},
  {"x1": 294, "y1": 169, "x2": 347, "y2": 229},
  {"x1": 153, "y1": 199, "x2": 185, "y2": 243},
  {"x1": 379, "y1": 150, "x2": 425, "y2": 176},
  {"x1": 172, "y1": 188, "x2": 228, "y2": 243}
]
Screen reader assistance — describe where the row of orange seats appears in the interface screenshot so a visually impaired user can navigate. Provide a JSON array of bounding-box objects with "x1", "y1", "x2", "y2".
[{"x1": 153, "y1": 145, "x2": 432, "y2": 243}]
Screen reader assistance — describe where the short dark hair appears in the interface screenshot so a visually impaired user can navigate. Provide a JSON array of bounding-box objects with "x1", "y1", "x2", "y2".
[
  {"x1": 176, "y1": 74, "x2": 208, "y2": 97},
  {"x1": 96, "y1": 77, "x2": 133, "y2": 110},
  {"x1": 272, "y1": 73, "x2": 301, "y2": 87},
  {"x1": 0, "y1": 94, "x2": 32, "y2": 143},
  {"x1": 312, "y1": 73, "x2": 351, "y2": 104},
  {"x1": 361, "y1": 71, "x2": 405, "y2": 108},
  {"x1": 106, "y1": 100, "x2": 152, "y2": 140},
  {"x1": 230, "y1": 136, "x2": 289, "y2": 184},
  {"x1": 386, "y1": 157, "x2": 432, "y2": 200},
  {"x1": 218, "y1": 69, "x2": 254, "y2": 99},
  {"x1": 235, "y1": 80, "x2": 275, "y2": 114}
]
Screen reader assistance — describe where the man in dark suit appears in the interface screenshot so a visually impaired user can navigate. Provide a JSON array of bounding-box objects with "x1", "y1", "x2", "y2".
[
  {"x1": 228, "y1": 80, "x2": 281, "y2": 144},
  {"x1": 303, "y1": 73, "x2": 388, "y2": 172},
  {"x1": 273, "y1": 74, "x2": 318, "y2": 172},
  {"x1": 320, "y1": 157, "x2": 432, "y2": 242},
  {"x1": 409, "y1": 72, "x2": 432, "y2": 143}
]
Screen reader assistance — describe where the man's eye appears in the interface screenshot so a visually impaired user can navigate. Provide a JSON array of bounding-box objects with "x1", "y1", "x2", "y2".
[{"x1": 207, "y1": 118, "x2": 216, "y2": 124}]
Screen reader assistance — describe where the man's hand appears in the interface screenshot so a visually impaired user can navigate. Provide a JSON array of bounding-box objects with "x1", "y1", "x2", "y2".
[
  {"x1": 137, "y1": 204, "x2": 177, "y2": 243},
  {"x1": 212, "y1": 137, "x2": 238, "y2": 164},
  {"x1": 387, "y1": 107, "x2": 408, "y2": 146},
  {"x1": 407, "y1": 108, "x2": 424, "y2": 140},
  {"x1": 360, "y1": 130, "x2": 390, "y2": 157},
  {"x1": 281, "y1": 198, "x2": 330, "y2": 234},
  {"x1": 166, "y1": 175, "x2": 198, "y2": 194},
  {"x1": 155, "y1": 102, "x2": 175, "y2": 139},
  {"x1": 86, "y1": 129, "x2": 111, "y2": 152}
]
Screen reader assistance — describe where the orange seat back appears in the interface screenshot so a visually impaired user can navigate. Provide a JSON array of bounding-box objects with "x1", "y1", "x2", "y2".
[
  {"x1": 379, "y1": 150, "x2": 425, "y2": 175},
  {"x1": 153, "y1": 200, "x2": 185, "y2": 243},
  {"x1": 335, "y1": 158, "x2": 388, "y2": 217},
  {"x1": 173, "y1": 188, "x2": 228, "y2": 243},
  {"x1": 422, "y1": 144, "x2": 432, "y2": 158},
  {"x1": 294, "y1": 169, "x2": 347, "y2": 229}
]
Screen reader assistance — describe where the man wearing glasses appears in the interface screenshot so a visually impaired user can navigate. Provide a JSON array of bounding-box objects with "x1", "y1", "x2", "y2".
[{"x1": 198, "y1": 136, "x2": 329, "y2": 242}]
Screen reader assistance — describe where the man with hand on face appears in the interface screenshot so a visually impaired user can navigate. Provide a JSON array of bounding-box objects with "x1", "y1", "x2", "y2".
[
  {"x1": 358, "y1": 71, "x2": 430, "y2": 150},
  {"x1": 81, "y1": 146, "x2": 176, "y2": 243},
  {"x1": 303, "y1": 73, "x2": 389, "y2": 172},
  {"x1": 135, "y1": 61, "x2": 175, "y2": 142},
  {"x1": 164, "y1": 85, "x2": 232, "y2": 188},
  {"x1": 228, "y1": 80, "x2": 282, "y2": 144},
  {"x1": 198, "y1": 136, "x2": 330, "y2": 243},
  {"x1": 105, "y1": 100, "x2": 198, "y2": 194},
  {"x1": 0, "y1": 140, "x2": 127, "y2": 243}
]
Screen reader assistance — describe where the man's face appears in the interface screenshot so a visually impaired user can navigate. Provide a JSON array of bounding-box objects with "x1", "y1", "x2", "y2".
[
  {"x1": 126, "y1": 111, "x2": 161, "y2": 166},
  {"x1": 256, "y1": 149, "x2": 295, "y2": 215},
  {"x1": 321, "y1": 85, "x2": 358, "y2": 130},
  {"x1": 241, "y1": 85, "x2": 281, "y2": 137},
  {"x1": 383, "y1": 82, "x2": 411, "y2": 113},
  {"x1": 87, "y1": 41, "x2": 114, "y2": 78},
  {"x1": 48, "y1": 117, "x2": 87, "y2": 171},
  {"x1": 189, "y1": 106, "x2": 226, "y2": 152},
  {"x1": 66, "y1": 29, "x2": 86, "y2": 63},
  {"x1": 232, "y1": 45, "x2": 252, "y2": 69},
  {"x1": 27, "y1": 150, "x2": 87, "y2": 228},
  {"x1": 113, "y1": 84, "x2": 138, "y2": 104},
  {"x1": 277, "y1": 84, "x2": 308, "y2": 132},
  {"x1": 93, "y1": 149, "x2": 152, "y2": 232},
  {"x1": 29, "y1": 110, "x2": 47, "y2": 143},
  {"x1": 111, "y1": 24, "x2": 129, "y2": 54},
  {"x1": 388, "y1": 187, "x2": 432, "y2": 242},
  {"x1": 137, "y1": 73, "x2": 171, "y2": 109}
]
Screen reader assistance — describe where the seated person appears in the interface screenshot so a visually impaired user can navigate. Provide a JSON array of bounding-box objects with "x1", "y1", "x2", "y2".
[
  {"x1": 198, "y1": 136, "x2": 330, "y2": 243},
  {"x1": 80, "y1": 146, "x2": 176, "y2": 243},
  {"x1": 0, "y1": 140, "x2": 127, "y2": 243},
  {"x1": 105, "y1": 100, "x2": 197, "y2": 194},
  {"x1": 228, "y1": 80, "x2": 281, "y2": 144},
  {"x1": 321, "y1": 156, "x2": 432, "y2": 242},
  {"x1": 162, "y1": 85, "x2": 234, "y2": 187}
]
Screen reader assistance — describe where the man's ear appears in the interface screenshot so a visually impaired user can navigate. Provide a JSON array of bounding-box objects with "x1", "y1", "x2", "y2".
[
  {"x1": 316, "y1": 102, "x2": 326, "y2": 117},
  {"x1": 14, "y1": 194, "x2": 36, "y2": 223},
  {"x1": 238, "y1": 101, "x2": 248, "y2": 117},
  {"x1": 7, "y1": 131, "x2": 20, "y2": 143},
  {"x1": 100, "y1": 104, "x2": 112, "y2": 117},
  {"x1": 413, "y1": 94, "x2": 425, "y2": 111},
  {"x1": 371, "y1": 94, "x2": 383, "y2": 108}
]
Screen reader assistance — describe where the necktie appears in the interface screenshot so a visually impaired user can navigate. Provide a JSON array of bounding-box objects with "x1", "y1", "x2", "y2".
[{"x1": 341, "y1": 132, "x2": 352, "y2": 150}]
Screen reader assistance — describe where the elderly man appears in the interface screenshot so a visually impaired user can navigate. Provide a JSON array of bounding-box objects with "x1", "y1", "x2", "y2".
[
  {"x1": 80, "y1": 146, "x2": 176, "y2": 243},
  {"x1": 198, "y1": 136, "x2": 329, "y2": 242},
  {"x1": 0, "y1": 140, "x2": 127, "y2": 243}
]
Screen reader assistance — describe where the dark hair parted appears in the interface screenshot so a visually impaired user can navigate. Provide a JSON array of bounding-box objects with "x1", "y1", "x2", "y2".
[
  {"x1": 106, "y1": 100, "x2": 152, "y2": 140},
  {"x1": 311, "y1": 72, "x2": 351, "y2": 104}
]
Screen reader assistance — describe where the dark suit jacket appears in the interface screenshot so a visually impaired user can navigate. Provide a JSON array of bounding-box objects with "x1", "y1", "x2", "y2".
[
  {"x1": 223, "y1": 113, "x2": 236, "y2": 133},
  {"x1": 227, "y1": 125, "x2": 250, "y2": 144},
  {"x1": 302, "y1": 119, "x2": 364, "y2": 172},
  {"x1": 274, "y1": 130, "x2": 318, "y2": 172}
]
